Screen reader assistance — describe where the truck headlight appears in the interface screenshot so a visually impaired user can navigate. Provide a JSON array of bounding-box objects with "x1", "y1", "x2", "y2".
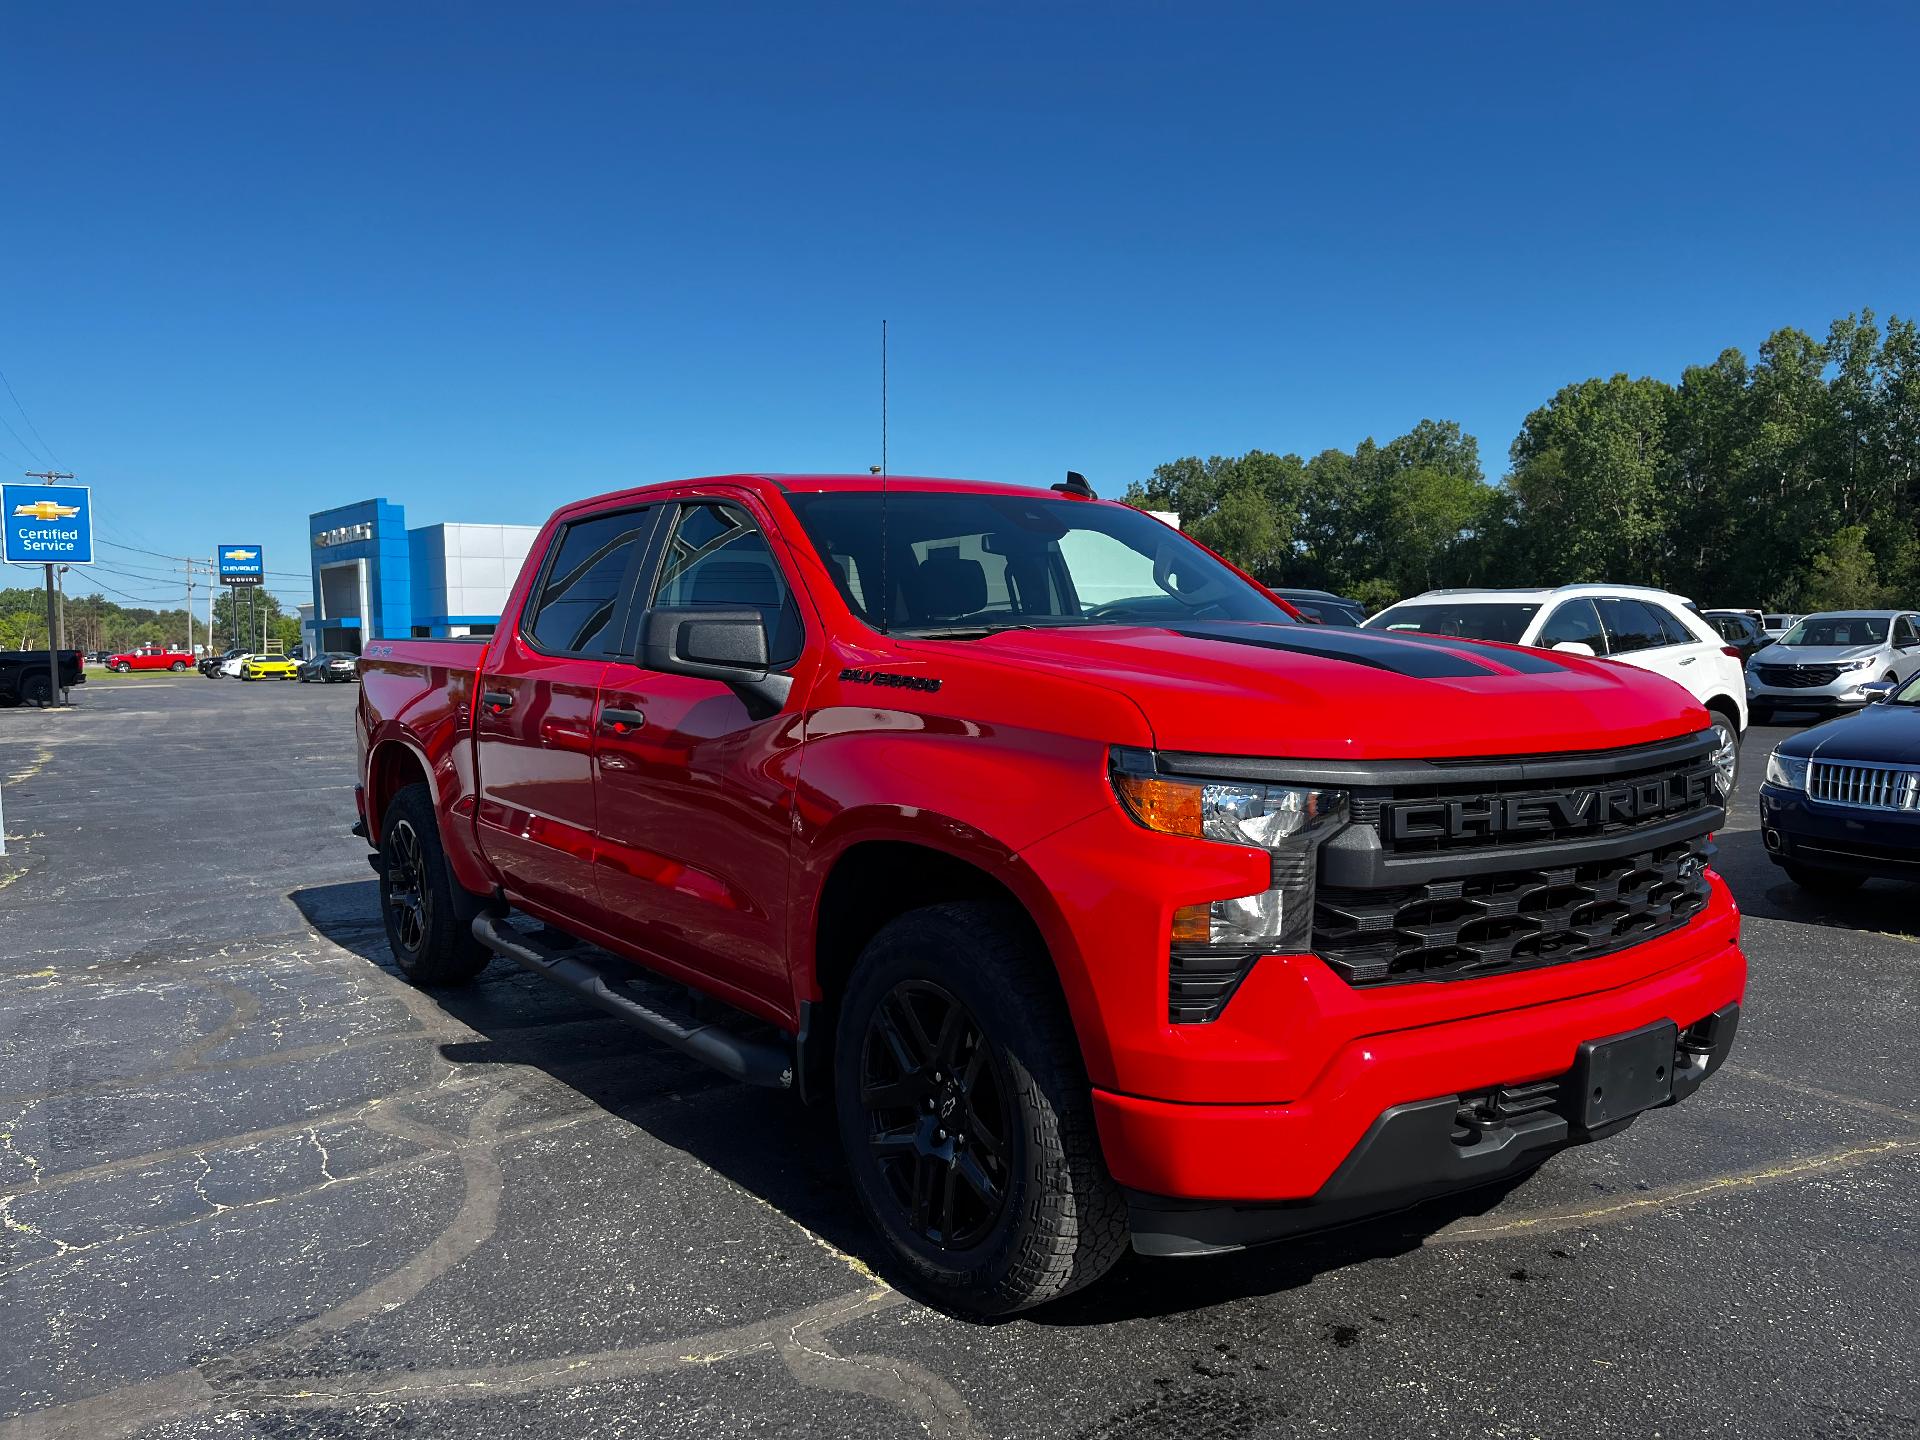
[
  {"x1": 1764, "y1": 749, "x2": 1809, "y2": 790},
  {"x1": 1110, "y1": 748, "x2": 1346, "y2": 950}
]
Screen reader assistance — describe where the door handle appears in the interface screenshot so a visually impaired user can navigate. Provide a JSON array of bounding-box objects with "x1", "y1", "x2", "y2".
[
  {"x1": 481, "y1": 689, "x2": 515, "y2": 714},
  {"x1": 1678, "y1": 656, "x2": 1696, "y2": 665},
  {"x1": 600, "y1": 706, "x2": 646, "y2": 734}
]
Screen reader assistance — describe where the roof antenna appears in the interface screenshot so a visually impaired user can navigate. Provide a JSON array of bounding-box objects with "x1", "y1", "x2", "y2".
[
  {"x1": 878, "y1": 319, "x2": 890, "y2": 633},
  {"x1": 1053, "y1": 469, "x2": 1096, "y2": 499}
]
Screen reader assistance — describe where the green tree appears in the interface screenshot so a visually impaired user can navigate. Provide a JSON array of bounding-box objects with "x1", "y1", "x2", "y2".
[{"x1": 1800, "y1": 526, "x2": 1888, "y2": 610}]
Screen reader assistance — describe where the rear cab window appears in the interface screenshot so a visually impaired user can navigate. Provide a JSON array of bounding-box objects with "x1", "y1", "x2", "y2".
[{"x1": 523, "y1": 507, "x2": 653, "y2": 657}]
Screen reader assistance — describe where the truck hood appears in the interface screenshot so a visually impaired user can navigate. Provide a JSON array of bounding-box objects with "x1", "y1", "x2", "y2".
[{"x1": 916, "y1": 621, "x2": 1708, "y2": 759}]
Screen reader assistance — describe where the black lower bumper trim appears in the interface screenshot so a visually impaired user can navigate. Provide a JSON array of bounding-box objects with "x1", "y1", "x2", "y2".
[{"x1": 1127, "y1": 1001, "x2": 1740, "y2": 1257}]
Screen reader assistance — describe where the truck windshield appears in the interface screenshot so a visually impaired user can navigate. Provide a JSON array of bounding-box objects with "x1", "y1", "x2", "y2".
[
  {"x1": 783, "y1": 492, "x2": 1295, "y2": 634},
  {"x1": 1363, "y1": 602, "x2": 1540, "y2": 644},
  {"x1": 1778, "y1": 616, "x2": 1887, "y2": 646}
]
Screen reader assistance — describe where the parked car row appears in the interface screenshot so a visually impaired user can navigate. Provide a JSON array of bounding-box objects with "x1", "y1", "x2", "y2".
[{"x1": 196, "y1": 646, "x2": 359, "y2": 682}]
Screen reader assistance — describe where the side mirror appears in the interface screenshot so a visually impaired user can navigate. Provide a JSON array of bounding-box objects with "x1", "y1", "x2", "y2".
[
  {"x1": 1862, "y1": 679, "x2": 1895, "y2": 704},
  {"x1": 1551, "y1": 641, "x2": 1596, "y2": 657},
  {"x1": 642, "y1": 608, "x2": 792, "y2": 708}
]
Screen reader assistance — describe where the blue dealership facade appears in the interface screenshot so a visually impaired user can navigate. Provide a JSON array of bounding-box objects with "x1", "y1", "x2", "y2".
[{"x1": 306, "y1": 498, "x2": 538, "y2": 655}]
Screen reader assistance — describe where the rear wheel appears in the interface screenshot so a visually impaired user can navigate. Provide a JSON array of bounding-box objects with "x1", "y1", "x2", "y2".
[
  {"x1": 834, "y1": 901, "x2": 1128, "y2": 1315},
  {"x1": 1785, "y1": 864, "x2": 1866, "y2": 895},
  {"x1": 378, "y1": 783, "x2": 490, "y2": 986},
  {"x1": 18, "y1": 672, "x2": 52, "y2": 706},
  {"x1": 169, "y1": 660, "x2": 187, "y2": 671}
]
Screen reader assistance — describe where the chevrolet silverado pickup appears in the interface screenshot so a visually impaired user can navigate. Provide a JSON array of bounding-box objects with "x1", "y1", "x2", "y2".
[{"x1": 353, "y1": 473, "x2": 1746, "y2": 1314}]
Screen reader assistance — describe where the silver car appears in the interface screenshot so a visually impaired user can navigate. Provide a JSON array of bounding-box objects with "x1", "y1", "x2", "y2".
[{"x1": 1747, "y1": 610, "x2": 1920, "y2": 721}]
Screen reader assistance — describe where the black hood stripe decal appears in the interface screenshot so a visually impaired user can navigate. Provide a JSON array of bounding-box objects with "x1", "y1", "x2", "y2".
[
  {"x1": 1170, "y1": 623, "x2": 1539, "y2": 679},
  {"x1": 1357, "y1": 628, "x2": 1567, "y2": 675}
]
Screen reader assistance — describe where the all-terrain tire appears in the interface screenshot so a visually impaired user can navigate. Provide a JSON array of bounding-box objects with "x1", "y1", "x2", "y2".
[
  {"x1": 1784, "y1": 864, "x2": 1866, "y2": 895},
  {"x1": 378, "y1": 783, "x2": 491, "y2": 987},
  {"x1": 834, "y1": 900, "x2": 1129, "y2": 1315}
]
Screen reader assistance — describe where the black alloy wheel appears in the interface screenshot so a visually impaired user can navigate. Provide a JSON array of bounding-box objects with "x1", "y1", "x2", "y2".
[
  {"x1": 859, "y1": 980, "x2": 1016, "y2": 1251},
  {"x1": 383, "y1": 817, "x2": 432, "y2": 958}
]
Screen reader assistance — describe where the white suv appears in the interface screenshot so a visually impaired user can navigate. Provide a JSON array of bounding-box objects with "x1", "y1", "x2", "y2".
[{"x1": 1363, "y1": 585, "x2": 1748, "y2": 794}]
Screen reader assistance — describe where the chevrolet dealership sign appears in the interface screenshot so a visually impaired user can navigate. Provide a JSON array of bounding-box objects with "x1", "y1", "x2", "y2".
[{"x1": 219, "y1": 544, "x2": 265, "y2": 586}]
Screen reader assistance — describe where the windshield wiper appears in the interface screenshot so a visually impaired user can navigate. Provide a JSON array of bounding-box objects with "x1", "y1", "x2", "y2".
[{"x1": 894, "y1": 622, "x2": 1039, "y2": 640}]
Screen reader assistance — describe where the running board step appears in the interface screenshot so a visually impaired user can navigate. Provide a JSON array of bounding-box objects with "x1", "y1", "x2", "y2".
[{"x1": 470, "y1": 914, "x2": 794, "y2": 1089}]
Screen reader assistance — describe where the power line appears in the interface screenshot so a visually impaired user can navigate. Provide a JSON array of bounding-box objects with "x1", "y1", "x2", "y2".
[
  {"x1": 0, "y1": 409, "x2": 41, "y2": 464},
  {"x1": 0, "y1": 365, "x2": 59, "y2": 464}
]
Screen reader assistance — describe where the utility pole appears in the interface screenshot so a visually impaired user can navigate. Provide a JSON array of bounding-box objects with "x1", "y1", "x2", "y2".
[{"x1": 23, "y1": 470, "x2": 74, "y2": 705}]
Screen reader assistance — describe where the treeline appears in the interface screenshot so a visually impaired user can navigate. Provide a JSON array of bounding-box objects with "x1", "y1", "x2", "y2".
[
  {"x1": 0, "y1": 587, "x2": 300, "y2": 653},
  {"x1": 1125, "y1": 309, "x2": 1920, "y2": 614}
]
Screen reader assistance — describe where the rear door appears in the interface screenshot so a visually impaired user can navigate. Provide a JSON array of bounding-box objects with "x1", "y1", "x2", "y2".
[
  {"x1": 472, "y1": 503, "x2": 658, "y2": 920},
  {"x1": 590, "y1": 494, "x2": 813, "y2": 1015}
]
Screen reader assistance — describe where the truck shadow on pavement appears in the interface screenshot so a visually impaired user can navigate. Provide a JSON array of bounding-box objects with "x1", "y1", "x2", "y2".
[{"x1": 290, "y1": 878, "x2": 1537, "y2": 1325}]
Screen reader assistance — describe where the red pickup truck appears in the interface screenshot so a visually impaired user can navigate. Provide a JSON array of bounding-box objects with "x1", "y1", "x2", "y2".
[
  {"x1": 105, "y1": 648, "x2": 194, "y2": 672},
  {"x1": 354, "y1": 473, "x2": 1745, "y2": 1313}
]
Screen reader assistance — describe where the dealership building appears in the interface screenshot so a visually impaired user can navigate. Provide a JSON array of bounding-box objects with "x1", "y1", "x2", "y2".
[{"x1": 305, "y1": 498, "x2": 539, "y2": 654}]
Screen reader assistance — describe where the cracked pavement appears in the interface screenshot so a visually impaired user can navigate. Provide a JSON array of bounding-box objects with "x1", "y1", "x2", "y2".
[{"x1": 1, "y1": 677, "x2": 1915, "y2": 1437}]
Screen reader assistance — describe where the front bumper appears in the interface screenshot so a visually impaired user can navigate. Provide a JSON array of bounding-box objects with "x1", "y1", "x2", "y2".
[
  {"x1": 1759, "y1": 781, "x2": 1920, "y2": 880},
  {"x1": 1089, "y1": 920, "x2": 1745, "y2": 1208},
  {"x1": 1748, "y1": 674, "x2": 1882, "y2": 710},
  {"x1": 1125, "y1": 1003, "x2": 1740, "y2": 1255}
]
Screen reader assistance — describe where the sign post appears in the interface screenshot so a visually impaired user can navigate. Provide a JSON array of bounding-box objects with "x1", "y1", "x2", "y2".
[{"x1": 5, "y1": 478, "x2": 92, "y2": 707}]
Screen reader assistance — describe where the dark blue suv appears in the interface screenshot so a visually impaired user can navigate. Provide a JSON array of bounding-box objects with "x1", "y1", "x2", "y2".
[{"x1": 1759, "y1": 674, "x2": 1920, "y2": 891}]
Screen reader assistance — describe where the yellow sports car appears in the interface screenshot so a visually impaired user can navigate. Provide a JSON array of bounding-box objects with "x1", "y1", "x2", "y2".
[{"x1": 240, "y1": 656, "x2": 299, "y2": 681}]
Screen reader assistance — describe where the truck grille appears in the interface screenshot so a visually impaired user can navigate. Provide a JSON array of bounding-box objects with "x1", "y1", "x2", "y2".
[
  {"x1": 1313, "y1": 838, "x2": 1714, "y2": 986},
  {"x1": 1755, "y1": 664, "x2": 1844, "y2": 688},
  {"x1": 1809, "y1": 760, "x2": 1920, "y2": 811}
]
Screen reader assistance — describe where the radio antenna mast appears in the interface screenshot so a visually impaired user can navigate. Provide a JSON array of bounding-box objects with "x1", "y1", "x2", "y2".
[{"x1": 878, "y1": 318, "x2": 890, "y2": 633}]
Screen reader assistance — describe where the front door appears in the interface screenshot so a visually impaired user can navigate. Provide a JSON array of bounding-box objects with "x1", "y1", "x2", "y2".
[
  {"x1": 592, "y1": 497, "x2": 812, "y2": 1015},
  {"x1": 473, "y1": 503, "x2": 655, "y2": 920}
]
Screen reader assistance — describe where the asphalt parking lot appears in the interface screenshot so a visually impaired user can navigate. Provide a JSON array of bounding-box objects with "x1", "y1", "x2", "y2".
[{"x1": 2, "y1": 677, "x2": 1915, "y2": 1439}]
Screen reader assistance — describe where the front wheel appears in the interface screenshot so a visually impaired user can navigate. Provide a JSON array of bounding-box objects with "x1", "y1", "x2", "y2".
[
  {"x1": 834, "y1": 901, "x2": 1128, "y2": 1315},
  {"x1": 1708, "y1": 714, "x2": 1740, "y2": 802},
  {"x1": 112, "y1": 663, "x2": 130, "y2": 673},
  {"x1": 378, "y1": 784, "x2": 490, "y2": 986}
]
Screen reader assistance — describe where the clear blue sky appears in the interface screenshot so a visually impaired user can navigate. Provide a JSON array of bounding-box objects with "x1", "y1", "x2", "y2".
[{"x1": 3, "y1": 2, "x2": 1916, "y2": 610}]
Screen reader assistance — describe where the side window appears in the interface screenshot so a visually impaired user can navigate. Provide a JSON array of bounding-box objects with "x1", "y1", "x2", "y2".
[
  {"x1": 1649, "y1": 605, "x2": 1696, "y2": 647},
  {"x1": 1596, "y1": 597, "x2": 1665, "y2": 655},
  {"x1": 1537, "y1": 598, "x2": 1607, "y2": 654},
  {"x1": 524, "y1": 508, "x2": 650, "y2": 656},
  {"x1": 652, "y1": 502, "x2": 804, "y2": 668},
  {"x1": 1896, "y1": 616, "x2": 1919, "y2": 648}
]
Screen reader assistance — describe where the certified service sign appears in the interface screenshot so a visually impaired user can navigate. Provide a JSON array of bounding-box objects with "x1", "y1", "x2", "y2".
[{"x1": 3, "y1": 483, "x2": 94, "y2": 565}]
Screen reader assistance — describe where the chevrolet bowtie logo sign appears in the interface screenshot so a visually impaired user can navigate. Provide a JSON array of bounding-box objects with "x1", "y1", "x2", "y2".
[
  {"x1": 3, "y1": 482, "x2": 94, "y2": 564},
  {"x1": 12, "y1": 499, "x2": 81, "y2": 521},
  {"x1": 218, "y1": 542, "x2": 266, "y2": 586}
]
